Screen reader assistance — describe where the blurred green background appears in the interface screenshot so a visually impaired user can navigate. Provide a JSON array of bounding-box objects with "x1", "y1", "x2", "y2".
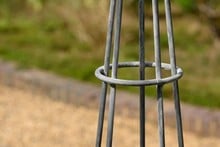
[{"x1": 0, "y1": 0, "x2": 220, "y2": 108}]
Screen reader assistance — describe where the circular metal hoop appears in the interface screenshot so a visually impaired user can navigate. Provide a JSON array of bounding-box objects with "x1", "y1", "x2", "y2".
[{"x1": 95, "y1": 61, "x2": 183, "y2": 86}]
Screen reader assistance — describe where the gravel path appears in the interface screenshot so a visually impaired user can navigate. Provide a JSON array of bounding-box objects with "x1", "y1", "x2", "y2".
[{"x1": 0, "y1": 85, "x2": 219, "y2": 147}]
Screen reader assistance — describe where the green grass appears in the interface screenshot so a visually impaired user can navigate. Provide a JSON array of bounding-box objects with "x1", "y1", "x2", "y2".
[{"x1": 0, "y1": 2, "x2": 220, "y2": 109}]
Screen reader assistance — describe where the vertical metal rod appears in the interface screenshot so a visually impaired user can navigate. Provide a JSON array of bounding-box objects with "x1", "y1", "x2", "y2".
[
  {"x1": 157, "y1": 85, "x2": 165, "y2": 147},
  {"x1": 164, "y1": 0, "x2": 184, "y2": 146},
  {"x1": 106, "y1": 85, "x2": 116, "y2": 147},
  {"x1": 96, "y1": 83, "x2": 108, "y2": 147},
  {"x1": 106, "y1": 0, "x2": 123, "y2": 146},
  {"x1": 138, "y1": 0, "x2": 146, "y2": 146},
  {"x1": 96, "y1": 0, "x2": 116, "y2": 146},
  {"x1": 172, "y1": 82, "x2": 184, "y2": 147},
  {"x1": 152, "y1": 0, "x2": 165, "y2": 146}
]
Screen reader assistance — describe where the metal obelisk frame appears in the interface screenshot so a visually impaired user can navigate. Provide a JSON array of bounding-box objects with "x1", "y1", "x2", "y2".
[{"x1": 95, "y1": 0, "x2": 184, "y2": 146}]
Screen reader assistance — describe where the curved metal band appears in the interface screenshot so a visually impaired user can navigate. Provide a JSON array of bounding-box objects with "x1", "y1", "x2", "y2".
[{"x1": 95, "y1": 61, "x2": 183, "y2": 86}]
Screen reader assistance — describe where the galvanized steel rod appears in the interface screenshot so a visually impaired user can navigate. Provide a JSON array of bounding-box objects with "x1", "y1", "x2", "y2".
[
  {"x1": 152, "y1": 0, "x2": 165, "y2": 146},
  {"x1": 106, "y1": 85, "x2": 116, "y2": 147},
  {"x1": 106, "y1": 0, "x2": 123, "y2": 146},
  {"x1": 138, "y1": 0, "x2": 146, "y2": 146},
  {"x1": 157, "y1": 85, "x2": 165, "y2": 147},
  {"x1": 103, "y1": 0, "x2": 117, "y2": 74},
  {"x1": 173, "y1": 82, "x2": 184, "y2": 147},
  {"x1": 96, "y1": 0, "x2": 116, "y2": 146},
  {"x1": 152, "y1": 1, "x2": 162, "y2": 77},
  {"x1": 96, "y1": 84, "x2": 107, "y2": 147},
  {"x1": 164, "y1": 0, "x2": 184, "y2": 146},
  {"x1": 164, "y1": 0, "x2": 177, "y2": 75}
]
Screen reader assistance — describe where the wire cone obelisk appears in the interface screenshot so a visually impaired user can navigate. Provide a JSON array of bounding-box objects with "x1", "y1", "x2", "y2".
[{"x1": 95, "y1": 0, "x2": 184, "y2": 146}]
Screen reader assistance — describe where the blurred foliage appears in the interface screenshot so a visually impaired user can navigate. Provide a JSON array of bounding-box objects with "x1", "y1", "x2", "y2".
[
  {"x1": 175, "y1": 0, "x2": 197, "y2": 12},
  {"x1": 0, "y1": 0, "x2": 43, "y2": 12}
]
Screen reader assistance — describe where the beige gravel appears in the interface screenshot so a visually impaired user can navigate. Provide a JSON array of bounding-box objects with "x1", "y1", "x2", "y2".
[{"x1": 0, "y1": 85, "x2": 219, "y2": 147}]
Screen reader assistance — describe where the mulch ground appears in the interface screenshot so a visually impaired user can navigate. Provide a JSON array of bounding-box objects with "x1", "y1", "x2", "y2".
[{"x1": 0, "y1": 85, "x2": 219, "y2": 147}]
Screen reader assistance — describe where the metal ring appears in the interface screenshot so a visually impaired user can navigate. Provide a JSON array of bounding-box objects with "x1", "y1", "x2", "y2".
[{"x1": 95, "y1": 61, "x2": 183, "y2": 86}]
